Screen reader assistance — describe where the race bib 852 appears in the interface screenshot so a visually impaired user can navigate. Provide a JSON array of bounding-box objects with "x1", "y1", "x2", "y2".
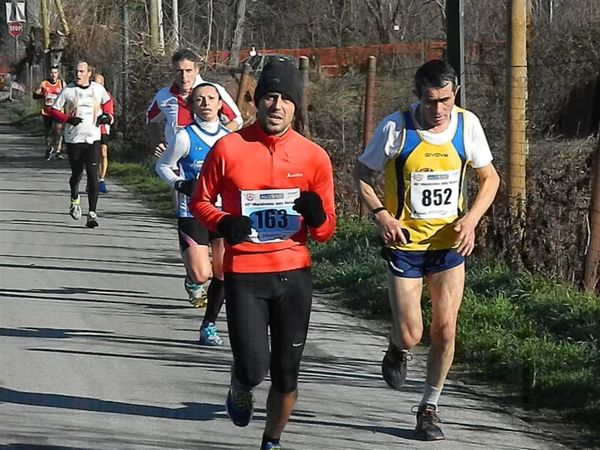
[{"x1": 410, "y1": 170, "x2": 460, "y2": 219}]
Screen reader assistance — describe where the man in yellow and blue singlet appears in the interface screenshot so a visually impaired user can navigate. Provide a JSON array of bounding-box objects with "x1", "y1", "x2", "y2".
[{"x1": 354, "y1": 59, "x2": 499, "y2": 441}]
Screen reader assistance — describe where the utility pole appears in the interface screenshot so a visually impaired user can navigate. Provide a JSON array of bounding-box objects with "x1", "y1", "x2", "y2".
[
  {"x1": 507, "y1": 0, "x2": 528, "y2": 211},
  {"x1": 445, "y1": 0, "x2": 465, "y2": 107},
  {"x1": 506, "y1": 0, "x2": 528, "y2": 268}
]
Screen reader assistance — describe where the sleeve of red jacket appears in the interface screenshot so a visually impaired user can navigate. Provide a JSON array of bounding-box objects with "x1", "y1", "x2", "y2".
[
  {"x1": 47, "y1": 106, "x2": 71, "y2": 123},
  {"x1": 102, "y1": 95, "x2": 114, "y2": 115},
  {"x1": 307, "y1": 149, "x2": 336, "y2": 242},
  {"x1": 189, "y1": 141, "x2": 228, "y2": 231}
]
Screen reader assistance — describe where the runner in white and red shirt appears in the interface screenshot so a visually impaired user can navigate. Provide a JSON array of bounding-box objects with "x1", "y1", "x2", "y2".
[
  {"x1": 48, "y1": 61, "x2": 113, "y2": 228},
  {"x1": 32, "y1": 66, "x2": 64, "y2": 160},
  {"x1": 146, "y1": 48, "x2": 243, "y2": 159}
]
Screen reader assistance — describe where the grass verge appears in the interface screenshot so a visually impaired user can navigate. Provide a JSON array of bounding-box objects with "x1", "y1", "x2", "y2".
[
  {"x1": 108, "y1": 141, "x2": 174, "y2": 217},
  {"x1": 310, "y1": 215, "x2": 600, "y2": 446}
]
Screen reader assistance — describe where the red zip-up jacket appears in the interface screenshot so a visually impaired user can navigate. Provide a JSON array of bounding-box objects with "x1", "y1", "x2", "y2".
[{"x1": 190, "y1": 122, "x2": 336, "y2": 273}]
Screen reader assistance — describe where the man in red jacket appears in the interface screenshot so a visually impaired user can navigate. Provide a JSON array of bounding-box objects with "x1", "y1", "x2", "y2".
[{"x1": 190, "y1": 58, "x2": 336, "y2": 450}]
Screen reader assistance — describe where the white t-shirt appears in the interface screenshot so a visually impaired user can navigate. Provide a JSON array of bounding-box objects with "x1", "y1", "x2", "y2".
[
  {"x1": 53, "y1": 81, "x2": 111, "y2": 144},
  {"x1": 359, "y1": 104, "x2": 493, "y2": 171}
]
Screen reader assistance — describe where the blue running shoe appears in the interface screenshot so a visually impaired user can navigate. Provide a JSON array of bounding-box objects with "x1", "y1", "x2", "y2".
[
  {"x1": 225, "y1": 378, "x2": 254, "y2": 427},
  {"x1": 98, "y1": 180, "x2": 108, "y2": 193},
  {"x1": 199, "y1": 322, "x2": 223, "y2": 346},
  {"x1": 262, "y1": 442, "x2": 282, "y2": 450}
]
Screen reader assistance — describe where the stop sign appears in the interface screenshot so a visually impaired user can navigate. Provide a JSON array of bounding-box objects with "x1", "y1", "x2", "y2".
[{"x1": 8, "y1": 21, "x2": 23, "y2": 38}]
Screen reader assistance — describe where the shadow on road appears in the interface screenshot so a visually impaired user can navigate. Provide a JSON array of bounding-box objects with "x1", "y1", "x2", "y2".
[{"x1": 0, "y1": 387, "x2": 223, "y2": 421}]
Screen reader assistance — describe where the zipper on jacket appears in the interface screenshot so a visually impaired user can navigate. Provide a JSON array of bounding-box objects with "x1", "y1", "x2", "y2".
[{"x1": 268, "y1": 142, "x2": 275, "y2": 184}]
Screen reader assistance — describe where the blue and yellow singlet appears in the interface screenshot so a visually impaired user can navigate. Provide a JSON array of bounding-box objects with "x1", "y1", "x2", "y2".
[{"x1": 384, "y1": 108, "x2": 468, "y2": 251}]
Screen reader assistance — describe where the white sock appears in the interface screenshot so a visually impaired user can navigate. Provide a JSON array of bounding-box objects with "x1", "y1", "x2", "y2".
[{"x1": 420, "y1": 383, "x2": 442, "y2": 408}]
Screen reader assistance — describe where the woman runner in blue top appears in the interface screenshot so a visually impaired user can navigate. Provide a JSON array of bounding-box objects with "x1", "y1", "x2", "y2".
[{"x1": 156, "y1": 82, "x2": 230, "y2": 346}]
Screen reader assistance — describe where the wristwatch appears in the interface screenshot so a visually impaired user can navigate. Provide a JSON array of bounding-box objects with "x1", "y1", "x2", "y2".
[{"x1": 370, "y1": 206, "x2": 387, "y2": 220}]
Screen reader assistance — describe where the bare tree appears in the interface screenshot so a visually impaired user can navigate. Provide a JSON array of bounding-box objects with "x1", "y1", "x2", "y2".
[{"x1": 229, "y1": 0, "x2": 247, "y2": 66}]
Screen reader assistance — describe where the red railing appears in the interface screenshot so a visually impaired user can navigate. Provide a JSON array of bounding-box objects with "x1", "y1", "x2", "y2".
[{"x1": 208, "y1": 40, "x2": 492, "y2": 75}]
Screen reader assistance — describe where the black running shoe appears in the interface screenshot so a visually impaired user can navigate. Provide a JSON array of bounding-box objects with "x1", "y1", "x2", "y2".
[
  {"x1": 381, "y1": 340, "x2": 411, "y2": 389},
  {"x1": 414, "y1": 404, "x2": 445, "y2": 441},
  {"x1": 86, "y1": 212, "x2": 99, "y2": 228},
  {"x1": 225, "y1": 374, "x2": 254, "y2": 427}
]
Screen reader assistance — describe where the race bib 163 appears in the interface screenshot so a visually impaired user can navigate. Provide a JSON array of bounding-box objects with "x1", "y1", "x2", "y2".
[{"x1": 241, "y1": 188, "x2": 302, "y2": 243}]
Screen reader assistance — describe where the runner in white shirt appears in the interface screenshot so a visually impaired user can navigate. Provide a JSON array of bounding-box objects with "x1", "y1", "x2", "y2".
[
  {"x1": 156, "y1": 82, "x2": 230, "y2": 346},
  {"x1": 49, "y1": 61, "x2": 113, "y2": 228},
  {"x1": 147, "y1": 48, "x2": 242, "y2": 159}
]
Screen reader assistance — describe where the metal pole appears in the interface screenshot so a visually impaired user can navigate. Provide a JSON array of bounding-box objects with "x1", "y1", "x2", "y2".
[
  {"x1": 445, "y1": 0, "x2": 465, "y2": 107},
  {"x1": 27, "y1": 62, "x2": 32, "y2": 94},
  {"x1": 299, "y1": 56, "x2": 310, "y2": 137}
]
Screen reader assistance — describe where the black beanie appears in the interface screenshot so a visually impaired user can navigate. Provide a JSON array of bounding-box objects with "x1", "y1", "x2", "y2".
[{"x1": 253, "y1": 58, "x2": 302, "y2": 110}]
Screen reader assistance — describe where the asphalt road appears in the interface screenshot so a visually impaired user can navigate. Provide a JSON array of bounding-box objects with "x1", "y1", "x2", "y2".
[{"x1": 0, "y1": 115, "x2": 567, "y2": 449}]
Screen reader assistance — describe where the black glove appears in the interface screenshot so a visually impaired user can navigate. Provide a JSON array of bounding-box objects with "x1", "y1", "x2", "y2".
[
  {"x1": 96, "y1": 113, "x2": 111, "y2": 126},
  {"x1": 67, "y1": 116, "x2": 83, "y2": 126},
  {"x1": 293, "y1": 191, "x2": 326, "y2": 228},
  {"x1": 174, "y1": 179, "x2": 196, "y2": 197},
  {"x1": 217, "y1": 215, "x2": 252, "y2": 245}
]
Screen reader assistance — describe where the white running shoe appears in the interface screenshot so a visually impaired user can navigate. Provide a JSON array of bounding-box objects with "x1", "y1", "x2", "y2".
[
  {"x1": 47, "y1": 146, "x2": 58, "y2": 160},
  {"x1": 184, "y1": 278, "x2": 208, "y2": 308},
  {"x1": 69, "y1": 197, "x2": 82, "y2": 220},
  {"x1": 86, "y1": 211, "x2": 99, "y2": 228}
]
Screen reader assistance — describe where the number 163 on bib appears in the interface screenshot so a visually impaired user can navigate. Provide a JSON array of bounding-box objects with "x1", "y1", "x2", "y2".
[{"x1": 241, "y1": 188, "x2": 302, "y2": 243}]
